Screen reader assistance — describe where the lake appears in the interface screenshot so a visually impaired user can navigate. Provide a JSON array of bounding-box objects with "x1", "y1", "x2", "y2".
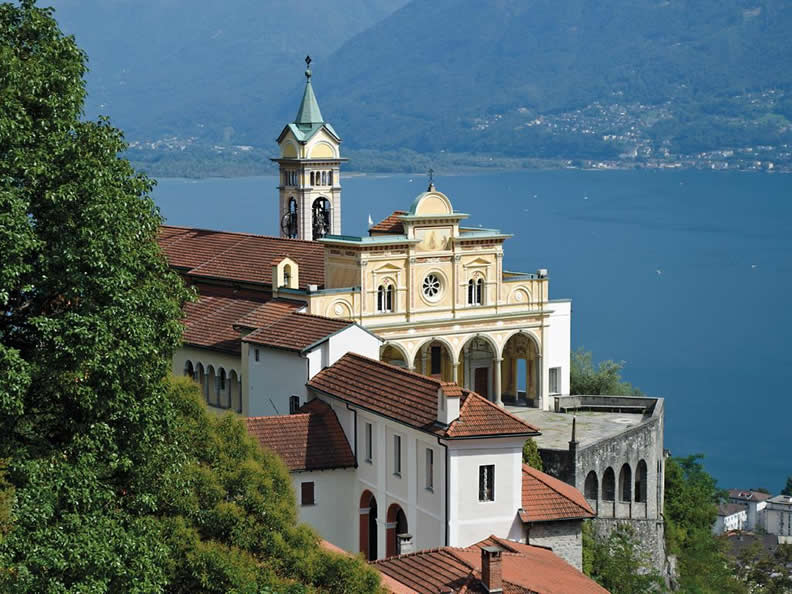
[{"x1": 153, "y1": 169, "x2": 792, "y2": 492}]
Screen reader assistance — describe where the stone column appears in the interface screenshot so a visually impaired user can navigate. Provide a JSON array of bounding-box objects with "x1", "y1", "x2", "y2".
[
  {"x1": 452, "y1": 356, "x2": 459, "y2": 384},
  {"x1": 421, "y1": 347, "x2": 428, "y2": 376},
  {"x1": 494, "y1": 358, "x2": 503, "y2": 407},
  {"x1": 525, "y1": 358, "x2": 531, "y2": 401}
]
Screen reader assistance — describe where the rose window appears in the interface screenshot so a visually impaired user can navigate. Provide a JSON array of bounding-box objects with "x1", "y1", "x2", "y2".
[{"x1": 422, "y1": 273, "x2": 441, "y2": 299}]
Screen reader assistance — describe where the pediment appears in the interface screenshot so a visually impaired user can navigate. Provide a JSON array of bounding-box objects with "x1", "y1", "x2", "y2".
[
  {"x1": 464, "y1": 257, "x2": 491, "y2": 268},
  {"x1": 374, "y1": 262, "x2": 402, "y2": 272}
]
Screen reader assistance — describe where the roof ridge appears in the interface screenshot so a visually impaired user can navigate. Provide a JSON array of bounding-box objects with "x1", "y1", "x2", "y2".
[
  {"x1": 343, "y1": 352, "x2": 442, "y2": 388},
  {"x1": 292, "y1": 310, "x2": 353, "y2": 325},
  {"x1": 522, "y1": 464, "x2": 594, "y2": 516},
  {"x1": 159, "y1": 224, "x2": 322, "y2": 247},
  {"x1": 246, "y1": 413, "x2": 310, "y2": 421},
  {"x1": 456, "y1": 391, "x2": 540, "y2": 433}
]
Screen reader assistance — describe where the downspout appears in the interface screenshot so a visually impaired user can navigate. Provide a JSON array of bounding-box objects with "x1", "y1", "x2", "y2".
[{"x1": 436, "y1": 436, "x2": 449, "y2": 546}]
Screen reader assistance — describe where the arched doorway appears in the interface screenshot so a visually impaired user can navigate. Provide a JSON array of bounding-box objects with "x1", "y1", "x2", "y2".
[
  {"x1": 635, "y1": 460, "x2": 648, "y2": 503},
  {"x1": 501, "y1": 332, "x2": 540, "y2": 407},
  {"x1": 381, "y1": 343, "x2": 409, "y2": 368},
  {"x1": 602, "y1": 467, "x2": 615, "y2": 501},
  {"x1": 386, "y1": 504, "x2": 408, "y2": 557},
  {"x1": 460, "y1": 336, "x2": 500, "y2": 404},
  {"x1": 584, "y1": 471, "x2": 599, "y2": 501},
  {"x1": 413, "y1": 339, "x2": 456, "y2": 382},
  {"x1": 619, "y1": 463, "x2": 632, "y2": 502},
  {"x1": 359, "y1": 491, "x2": 378, "y2": 561}
]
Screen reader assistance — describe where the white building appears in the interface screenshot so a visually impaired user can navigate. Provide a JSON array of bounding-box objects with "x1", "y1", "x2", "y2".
[
  {"x1": 727, "y1": 489, "x2": 771, "y2": 531},
  {"x1": 763, "y1": 494, "x2": 792, "y2": 537},
  {"x1": 713, "y1": 503, "x2": 748, "y2": 535}
]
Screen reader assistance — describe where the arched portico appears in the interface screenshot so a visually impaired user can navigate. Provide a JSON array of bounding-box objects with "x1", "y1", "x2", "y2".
[
  {"x1": 359, "y1": 491, "x2": 378, "y2": 561},
  {"x1": 386, "y1": 503, "x2": 408, "y2": 557},
  {"x1": 413, "y1": 338, "x2": 456, "y2": 383},
  {"x1": 460, "y1": 334, "x2": 502, "y2": 406},
  {"x1": 381, "y1": 343, "x2": 409, "y2": 369},
  {"x1": 501, "y1": 331, "x2": 541, "y2": 408}
]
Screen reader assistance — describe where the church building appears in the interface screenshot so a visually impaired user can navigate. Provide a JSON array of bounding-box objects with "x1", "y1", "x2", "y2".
[{"x1": 156, "y1": 61, "x2": 666, "y2": 575}]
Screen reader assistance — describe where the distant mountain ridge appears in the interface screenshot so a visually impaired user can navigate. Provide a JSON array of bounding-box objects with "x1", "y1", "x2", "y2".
[{"x1": 51, "y1": 0, "x2": 792, "y2": 169}]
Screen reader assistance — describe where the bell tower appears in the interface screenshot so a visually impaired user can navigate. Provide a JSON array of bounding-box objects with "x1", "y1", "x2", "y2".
[{"x1": 273, "y1": 56, "x2": 345, "y2": 240}]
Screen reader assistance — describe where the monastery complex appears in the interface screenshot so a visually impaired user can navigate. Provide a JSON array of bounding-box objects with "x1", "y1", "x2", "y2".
[{"x1": 158, "y1": 61, "x2": 668, "y2": 589}]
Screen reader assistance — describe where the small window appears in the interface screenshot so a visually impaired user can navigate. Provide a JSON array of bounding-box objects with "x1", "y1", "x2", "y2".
[
  {"x1": 549, "y1": 367, "x2": 561, "y2": 394},
  {"x1": 479, "y1": 465, "x2": 495, "y2": 502},
  {"x1": 289, "y1": 395, "x2": 300, "y2": 414},
  {"x1": 386, "y1": 284, "x2": 394, "y2": 312},
  {"x1": 219, "y1": 368, "x2": 226, "y2": 391},
  {"x1": 255, "y1": 348, "x2": 260, "y2": 362},
  {"x1": 426, "y1": 448, "x2": 434, "y2": 491},
  {"x1": 329, "y1": 170, "x2": 333, "y2": 186},
  {"x1": 283, "y1": 264, "x2": 291, "y2": 287},
  {"x1": 476, "y1": 278, "x2": 484, "y2": 304},
  {"x1": 310, "y1": 171, "x2": 315, "y2": 185},
  {"x1": 393, "y1": 435, "x2": 401, "y2": 476},
  {"x1": 430, "y1": 346, "x2": 442, "y2": 375},
  {"x1": 468, "y1": 278, "x2": 483, "y2": 305},
  {"x1": 301, "y1": 481, "x2": 315, "y2": 506},
  {"x1": 365, "y1": 423, "x2": 373, "y2": 463}
]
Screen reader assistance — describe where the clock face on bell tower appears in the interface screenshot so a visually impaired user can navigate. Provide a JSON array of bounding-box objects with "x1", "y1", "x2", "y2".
[{"x1": 272, "y1": 57, "x2": 346, "y2": 241}]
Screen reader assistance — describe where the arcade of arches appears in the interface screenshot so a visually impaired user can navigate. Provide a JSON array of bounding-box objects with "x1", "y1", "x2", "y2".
[
  {"x1": 183, "y1": 359, "x2": 242, "y2": 412},
  {"x1": 378, "y1": 331, "x2": 541, "y2": 407},
  {"x1": 583, "y1": 460, "x2": 649, "y2": 518},
  {"x1": 359, "y1": 491, "x2": 409, "y2": 561}
]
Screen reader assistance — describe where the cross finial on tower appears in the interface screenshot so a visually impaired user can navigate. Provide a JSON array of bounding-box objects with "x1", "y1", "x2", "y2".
[
  {"x1": 427, "y1": 168, "x2": 435, "y2": 191},
  {"x1": 304, "y1": 55, "x2": 312, "y2": 79}
]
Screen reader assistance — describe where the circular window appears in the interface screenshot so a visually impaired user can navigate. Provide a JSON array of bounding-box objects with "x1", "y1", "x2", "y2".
[{"x1": 422, "y1": 273, "x2": 442, "y2": 301}]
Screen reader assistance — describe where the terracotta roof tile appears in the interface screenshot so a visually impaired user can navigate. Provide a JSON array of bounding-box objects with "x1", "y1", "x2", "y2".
[
  {"x1": 728, "y1": 489, "x2": 772, "y2": 502},
  {"x1": 246, "y1": 399, "x2": 355, "y2": 471},
  {"x1": 242, "y1": 311, "x2": 353, "y2": 352},
  {"x1": 307, "y1": 353, "x2": 539, "y2": 439},
  {"x1": 233, "y1": 299, "x2": 302, "y2": 330},
  {"x1": 182, "y1": 294, "x2": 265, "y2": 354},
  {"x1": 157, "y1": 225, "x2": 325, "y2": 288},
  {"x1": 519, "y1": 465, "x2": 595, "y2": 523},
  {"x1": 373, "y1": 535, "x2": 608, "y2": 594},
  {"x1": 369, "y1": 210, "x2": 407, "y2": 235},
  {"x1": 718, "y1": 503, "x2": 748, "y2": 517}
]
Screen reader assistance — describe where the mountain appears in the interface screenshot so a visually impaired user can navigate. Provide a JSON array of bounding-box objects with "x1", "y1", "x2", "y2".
[
  {"x1": 50, "y1": 0, "x2": 792, "y2": 169},
  {"x1": 50, "y1": 0, "x2": 408, "y2": 142},
  {"x1": 316, "y1": 0, "x2": 792, "y2": 157}
]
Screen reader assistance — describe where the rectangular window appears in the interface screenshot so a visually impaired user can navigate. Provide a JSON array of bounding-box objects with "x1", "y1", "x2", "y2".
[
  {"x1": 365, "y1": 423, "x2": 373, "y2": 463},
  {"x1": 255, "y1": 348, "x2": 260, "y2": 362},
  {"x1": 289, "y1": 395, "x2": 300, "y2": 414},
  {"x1": 431, "y1": 346, "x2": 442, "y2": 375},
  {"x1": 393, "y1": 435, "x2": 401, "y2": 476},
  {"x1": 479, "y1": 465, "x2": 495, "y2": 502},
  {"x1": 301, "y1": 482, "x2": 315, "y2": 506},
  {"x1": 549, "y1": 367, "x2": 561, "y2": 394},
  {"x1": 426, "y1": 448, "x2": 434, "y2": 491}
]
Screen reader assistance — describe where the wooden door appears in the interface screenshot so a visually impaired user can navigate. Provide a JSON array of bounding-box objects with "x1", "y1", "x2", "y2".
[{"x1": 474, "y1": 367, "x2": 489, "y2": 398}]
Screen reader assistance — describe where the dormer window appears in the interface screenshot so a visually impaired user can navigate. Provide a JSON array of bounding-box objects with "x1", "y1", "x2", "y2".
[
  {"x1": 283, "y1": 264, "x2": 291, "y2": 287},
  {"x1": 468, "y1": 278, "x2": 484, "y2": 305}
]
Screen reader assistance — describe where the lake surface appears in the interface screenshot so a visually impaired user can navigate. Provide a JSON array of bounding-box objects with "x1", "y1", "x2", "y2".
[{"x1": 154, "y1": 169, "x2": 792, "y2": 492}]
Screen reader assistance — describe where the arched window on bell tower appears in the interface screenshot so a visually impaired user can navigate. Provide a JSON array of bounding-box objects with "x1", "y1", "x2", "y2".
[
  {"x1": 312, "y1": 197, "x2": 331, "y2": 240},
  {"x1": 281, "y1": 198, "x2": 298, "y2": 239}
]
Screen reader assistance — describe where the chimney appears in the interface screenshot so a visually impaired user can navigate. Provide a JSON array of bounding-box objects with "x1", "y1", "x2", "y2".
[
  {"x1": 397, "y1": 533, "x2": 414, "y2": 555},
  {"x1": 481, "y1": 546, "x2": 503, "y2": 593},
  {"x1": 437, "y1": 383, "x2": 461, "y2": 425}
]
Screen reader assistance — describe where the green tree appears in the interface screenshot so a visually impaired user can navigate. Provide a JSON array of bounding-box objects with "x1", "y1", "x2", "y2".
[
  {"x1": 737, "y1": 541, "x2": 792, "y2": 593},
  {"x1": 664, "y1": 456, "x2": 745, "y2": 593},
  {"x1": 570, "y1": 348, "x2": 642, "y2": 396},
  {"x1": 582, "y1": 522, "x2": 666, "y2": 593},
  {"x1": 522, "y1": 439, "x2": 543, "y2": 470},
  {"x1": 782, "y1": 476, "x2": 792, "y2": 496},
  {"x1": 0, "y1": 3, "x2": 380, "y2": 591}
]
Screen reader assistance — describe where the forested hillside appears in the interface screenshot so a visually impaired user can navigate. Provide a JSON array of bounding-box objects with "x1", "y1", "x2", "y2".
[{"x1": 51, "y1": 0, "x2": 792, "y2": 172}]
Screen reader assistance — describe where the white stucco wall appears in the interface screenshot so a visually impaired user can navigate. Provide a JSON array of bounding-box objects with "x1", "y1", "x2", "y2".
[
  {"x1": 313, "y1": 395, "x2": 446, "y2": 559},
  {"x1": 712, "y1": 510, "x2": 747, "y2": 535},
  {"x1": 247, "y1": 347, "x2": 307, "y2": 416},
  {"x1": 544, "y1": 299, "x2": 571, "y2": 409},
  {"x1": 327, "y1": 325, "x2": 381, "y2": 366},
  {"x1": 293, "y1": 469, "x2": 356, "y2": 551},
  {"x1": 447, "y1": 438, "x2": 525, "y2": 547}
]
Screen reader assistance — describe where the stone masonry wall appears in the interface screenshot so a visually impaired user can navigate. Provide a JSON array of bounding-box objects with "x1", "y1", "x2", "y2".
[{"x1": 528, "y1": 520, "x2": 584, "y2": 571}]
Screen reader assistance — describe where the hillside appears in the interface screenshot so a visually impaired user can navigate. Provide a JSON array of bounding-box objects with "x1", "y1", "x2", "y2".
[
  {"x1": 51, "y1": 0, "x2": 792, "y2": 173},
  {"x1": 317, "y1": 0, "x2": 792, "y2": 158},
  {"x1": 50, "y1": 0, "x2": 408, "y2": 142}
]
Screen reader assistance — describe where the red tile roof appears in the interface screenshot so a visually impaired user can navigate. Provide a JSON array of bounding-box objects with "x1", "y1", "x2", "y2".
[
  {"x1": 728, "y1": 489, "x2": 772, "y2": 502},
  {"x1": 307, "y1": 353, "x2": 539, "y2": 439},
  {"x1": 182, "y1": 294, "x2": 267, "y2": 354},
  {"x1": 519, "y1": 465, "x2": 595, "y2": 523},
  {"x1": 157, "y1": 225, "x2": 325, "y2": 289},
  {"x1": 246, "y1": 399, "x2": 355, "y2": 472},
  {"x1": 242, "y1": 311, "x2": 353, "y2": 352},
  {"x1": 369, "y1": 210, "x2": 407, "y2": 235},
  {"x1": 233, "y1": 299, "x2": 303, "y2": 330},
  {"x1": 373, "y1": 535, "x2": 608, "y2": 594}
]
